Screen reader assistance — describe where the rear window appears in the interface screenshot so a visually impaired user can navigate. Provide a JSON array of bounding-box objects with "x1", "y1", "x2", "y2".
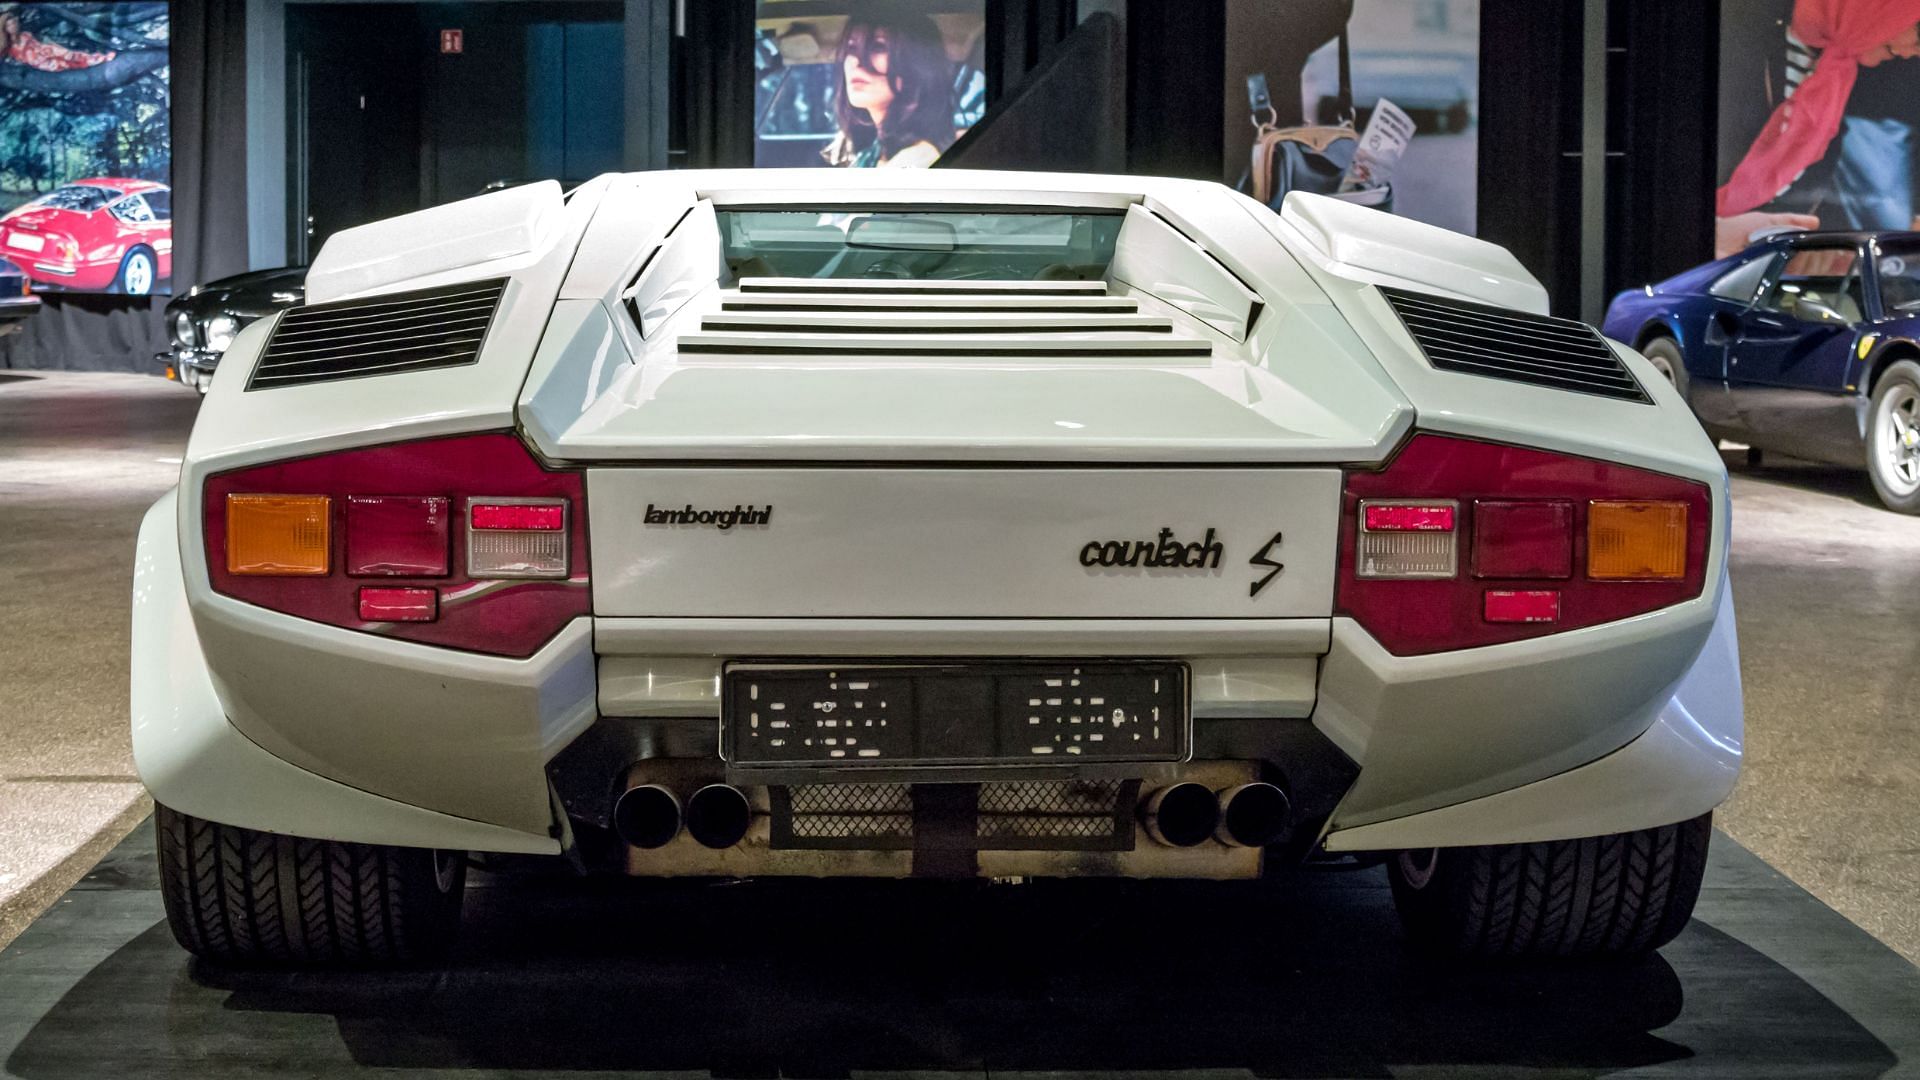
[
  {"x1": 30, "y1": 185, "x2": 120, "y2": 212},
  {"x1": 716, "y1": 209, "x2": 1122, "y2": 281}
]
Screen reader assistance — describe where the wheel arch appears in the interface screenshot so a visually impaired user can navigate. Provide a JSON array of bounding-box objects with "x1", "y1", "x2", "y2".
[
  {"x1": 1632, "y1": 318, "x2": 1679, "y2": 351},
  {"x1": 1865, "y1": 336, "x2": 1920, "y2": 395}
]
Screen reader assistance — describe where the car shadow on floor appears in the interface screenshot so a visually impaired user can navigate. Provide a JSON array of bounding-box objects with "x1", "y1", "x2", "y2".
[{"x1": 5, "y1": 860, "x2": 1901, "y2": 1079}]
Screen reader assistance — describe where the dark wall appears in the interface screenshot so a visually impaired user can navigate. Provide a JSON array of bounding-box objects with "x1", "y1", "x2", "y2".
[{"x1": 0, "y1": 0, "x2": 250, "y2": 372}]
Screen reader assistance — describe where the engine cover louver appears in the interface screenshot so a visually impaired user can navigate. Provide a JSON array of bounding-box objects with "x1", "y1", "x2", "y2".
[
  {"x1": 1379, "y1": 286, "x2": 1650, "y2": 404},
  {"x1": 247, "y1": 279, "x2": 508, "y2": 390},
  {"x1": 675, "y1": 277, "x2": 1211, "y2": 361}
]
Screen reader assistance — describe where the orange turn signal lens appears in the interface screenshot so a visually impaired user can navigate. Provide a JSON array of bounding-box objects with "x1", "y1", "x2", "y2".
[
  {"x1": 1587, "y1": 500, "x2": 1687, "y2": 580},
  {"x1": 227, "y1": 494, "x2": 331, "y2": 576}
]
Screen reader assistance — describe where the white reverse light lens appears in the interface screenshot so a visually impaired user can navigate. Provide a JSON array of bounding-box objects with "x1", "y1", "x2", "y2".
[
  {"x1": 1356, "y1": 499, "x2": 1459, "y2": 579},
  {"x1": 204, "y1": 315, "x2": 240, "y2": 352},
  {"x1": 466, "y1": 499, "x2": 569, "y2": 579}
]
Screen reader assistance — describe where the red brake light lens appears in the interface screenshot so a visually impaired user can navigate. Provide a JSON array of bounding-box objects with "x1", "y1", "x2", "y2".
[
  {"x1": 203, "y1": 433, "x2": 587, "y2": 657},
  {"x1": 1363, "y1": 503, "x2": 1455, "y2": 531},
  {"x1": 358, "y1": 586, "x2": 438, "y2": 622},
  {"x1": 1338, "y1": 434, "x2": 1710, "y2": 655},
  {"x1": 1472, "y1": 500, "x2": 1573, "y2": 579},
  {"x1": 1484, "y1": 589, "x2": 1560, "y2": 624},
  {"x1": 471, "y1": 503, "x2": 565, "y2": 531},
  {"x1": 345, "y1": 495, "x2": 450, "y2": 577}
]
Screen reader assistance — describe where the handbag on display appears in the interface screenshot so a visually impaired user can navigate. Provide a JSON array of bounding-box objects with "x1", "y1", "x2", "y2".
[{"x1": 1242, "y1": 29, "x2": 1393, "y2": 213}]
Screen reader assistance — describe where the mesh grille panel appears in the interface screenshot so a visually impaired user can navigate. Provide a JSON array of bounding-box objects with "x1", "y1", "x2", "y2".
[
  {"x1": 783, "y1": 784, "x2": 914, "y2": 846},
  {"x1": 248, "y1": 279, "x2": 506, "y2": 389},
  {"x1": 1379, "y1": 286, "x2": 1650, "y2": 403},
  {"x1": 978, "y1": 780, "x2": 1130, "y2": 845},
  {"x1": 773, "y1": 780, "x2": 1135, "y2": 851}
]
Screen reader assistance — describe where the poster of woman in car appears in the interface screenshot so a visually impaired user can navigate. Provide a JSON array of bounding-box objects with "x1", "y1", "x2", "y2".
[{"x1": 752, "y1": 0, "x2": 986, "y2": 169}]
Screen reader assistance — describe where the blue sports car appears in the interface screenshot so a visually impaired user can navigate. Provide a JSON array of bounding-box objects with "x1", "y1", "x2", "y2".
[{"x1": 1604, "y1": 231, "x2": 1920, "y2": 513}]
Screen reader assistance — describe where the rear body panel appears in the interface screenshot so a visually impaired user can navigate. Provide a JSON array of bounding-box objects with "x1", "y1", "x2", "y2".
[{"x1": 586, "y1": 467, "x2": 1337, "y2": 619}]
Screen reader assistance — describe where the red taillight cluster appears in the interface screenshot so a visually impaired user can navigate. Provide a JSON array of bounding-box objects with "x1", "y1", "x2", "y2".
[
  {"x1": 1337, "y1": 434, "x2": 1711, "y2": 655},
  {"x1": 202, "y1": 433, "x2": 588, "y2": 657}
]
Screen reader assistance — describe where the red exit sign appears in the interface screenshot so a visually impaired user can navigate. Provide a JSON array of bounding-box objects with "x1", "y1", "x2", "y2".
[{"x1": 439, "y1": 28, "x2": 462, "y2": 54}]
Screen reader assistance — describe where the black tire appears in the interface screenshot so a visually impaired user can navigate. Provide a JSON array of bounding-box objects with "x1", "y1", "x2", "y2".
[
  {"x1": 114, "y1": 246, "x2": 157, "y2": 296},
  {"x1": 155, "y1": 803, "x2": 466, "y2": 966},
  {"x1": 1388, "y1": 813, "x2": 1711, "y2": 960},
  {"x1": 1639, "y1": 335, "x2": 1690, "y2": 401},
  {"x1": 1865, "y1": 359, "x2": 1920, "y2": 514}
]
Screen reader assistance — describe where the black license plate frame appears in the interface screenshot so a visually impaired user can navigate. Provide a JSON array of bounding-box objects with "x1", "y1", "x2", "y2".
[{"x1": 721, "y1": 660, "x2": 1190, "y2": 769}]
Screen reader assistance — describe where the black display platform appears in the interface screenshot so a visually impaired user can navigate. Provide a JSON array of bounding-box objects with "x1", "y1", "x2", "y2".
[{"x1": 2, "y1": 820, "x2": 1917, "y2": 1078}]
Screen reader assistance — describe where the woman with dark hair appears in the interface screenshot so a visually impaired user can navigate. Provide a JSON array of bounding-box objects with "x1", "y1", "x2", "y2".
[{"x1": 824, "y1": 8, "x2": 958, "y2": 168}]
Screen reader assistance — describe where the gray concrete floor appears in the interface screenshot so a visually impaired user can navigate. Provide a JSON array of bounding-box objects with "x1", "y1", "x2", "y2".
[
  {"x1": 0, "y1": 371, "x2": 1914, "y2": 970},
  {"x1": 1719, "y1": 449, "x2": 1920, "y2": 966},
  {"x1": 0, "y1": 372, "x2": 197, "y2": 949}
]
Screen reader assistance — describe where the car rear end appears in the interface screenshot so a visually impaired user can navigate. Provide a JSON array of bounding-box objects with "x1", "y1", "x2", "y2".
[{"x1": 133, "y1": 171, "x2": 1739, "y2": 965}]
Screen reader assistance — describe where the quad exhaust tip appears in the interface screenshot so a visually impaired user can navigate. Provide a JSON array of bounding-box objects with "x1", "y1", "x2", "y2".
[
  {"x1": 1142, "y1": 781, "x2": 1293, "y2": 848},
  {"x1": 1142, "y1": 782, "x2": 1220, "y2": 847},
  {"x1": 685, "y1": 783, "x2": 753, "y2": 849},
  {"x1": 1215, "y1": 782, "x2": 1292, "y2": 848},
  {"x1": 612, "y1": 783, "x2": 682, "y2": 849}
]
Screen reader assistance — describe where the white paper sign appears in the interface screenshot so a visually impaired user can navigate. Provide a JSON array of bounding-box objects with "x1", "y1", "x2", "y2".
[{"x1": 1340, "y1": 97, "x2": 1416, "y2": 194}]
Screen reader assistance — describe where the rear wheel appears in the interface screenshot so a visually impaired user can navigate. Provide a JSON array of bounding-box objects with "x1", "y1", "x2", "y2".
[
  {"x1": 115, "y1": 247, "x2": 157, "y2": 296},
  {"x1": 155, "y1": 803, "x2": 466, "y2": 966},
  {"x1": 1867, "y1": 359, "x2": 1920, "y2": 513},
  {"x1": 1388, "y1": 813, "x2": 1711, "y2": 960}
]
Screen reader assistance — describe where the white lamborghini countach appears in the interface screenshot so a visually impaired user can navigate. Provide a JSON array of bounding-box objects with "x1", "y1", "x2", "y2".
[{"x1": 131, "y1": 170, "x2": 1741, "y2": 965}]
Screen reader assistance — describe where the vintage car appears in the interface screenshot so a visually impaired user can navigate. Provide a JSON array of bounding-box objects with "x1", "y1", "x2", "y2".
[
  {"x1": 0, "y1": 255, "x2": 40, "y2": 333},
  {"x1": 131, "y1": 171, "x2": 1740, "y2": 966},
  {"x1": 0, "y1": 179, "x2": 171, "y2": 295},
  {"x1": 1604, "y1": 231, "x2": 1920, "y2": 513},
  {"x1": 158, "y1": 265, "x2": 307, "y2": 393}
]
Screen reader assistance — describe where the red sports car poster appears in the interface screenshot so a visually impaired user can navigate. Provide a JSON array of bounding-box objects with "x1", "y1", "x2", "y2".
[{"x1": 0, "y1": 3, "x2": 169, "y2": 295}]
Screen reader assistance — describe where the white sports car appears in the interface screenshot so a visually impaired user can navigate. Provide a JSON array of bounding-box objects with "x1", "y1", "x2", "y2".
[{"x1": 130, "y1": 170, "x2": 1741, "y2": 966}]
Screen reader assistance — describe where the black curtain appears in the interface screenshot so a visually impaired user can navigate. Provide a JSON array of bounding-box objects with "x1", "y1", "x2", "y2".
[
  {"x1": 0, "y1": 0, "x2": 251, "y2": 372},
  {"x1": 676, "y1": 0, "x2": 756, "y2": 169},
  {"x1": 1476, "y1": 0, "x2": 1585, "y2": 315},
  {"x1": 1605, "y1": 0, "x2": 1718, "y2": 297}
]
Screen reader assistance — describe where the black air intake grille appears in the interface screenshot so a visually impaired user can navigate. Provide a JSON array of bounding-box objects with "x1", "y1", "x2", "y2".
[
  {"x1": 248, "y1": 279, "x2": 507, "y2": 390},
  {"x1": 1379, "y1": 286, "x2": 1650, "y2": 404}
]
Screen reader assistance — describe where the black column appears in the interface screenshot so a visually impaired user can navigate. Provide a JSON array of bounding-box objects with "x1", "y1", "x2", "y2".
[
  {"x1": 1125, "y1": 0, "x2": 1226, "y2": 180},
  {"x1": 1605, "y1": 0, "x2": 1719, "y2": 296},
  {"x1": 1477, "y1": 0, "x2": 1586, "y2": 315}
]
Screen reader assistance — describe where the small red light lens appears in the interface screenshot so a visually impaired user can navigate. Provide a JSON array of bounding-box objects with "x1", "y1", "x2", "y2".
[
  {"x1": 1472, "y1": 500, "x2": 1573, "y2": 579},
  {"x1": 346, "y1": 495, "x2": 450, "y2": 577},
  {"x1": 358, "y1": 586, "x2": 438, "y2": 623},
  {"x1": 1484, "y1": 589, "x2": 1560, "y2": 623},
  {"x1": 1363, "y1": 504, "x2": 1455, "y2": 531},
  {"x1": 471, "y1": 503, "x2": 565, "y2": 531}
]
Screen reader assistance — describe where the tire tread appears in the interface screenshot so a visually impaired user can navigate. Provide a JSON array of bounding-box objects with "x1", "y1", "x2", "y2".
[
  {"x1": 154, "y1": 803, "x2": 461, "y2": 966},
  {"x1": 1390, "y1": 813, "x2": 1712, "y2": 960}
]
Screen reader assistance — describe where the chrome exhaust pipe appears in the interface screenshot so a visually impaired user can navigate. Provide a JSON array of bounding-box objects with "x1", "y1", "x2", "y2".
[
  {"x1": 612, "y1": 783, "x2": 682, "y2": 849},
  {"x1": 1215, "y1": 782, "x2": 1292, "y2": 848},
  {"x1": 1141, "y1": 782, "x2": 1220, "y2": 847},
  {"x1": 684, "y1": 783, "x2": 752, "y2": 849}
]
